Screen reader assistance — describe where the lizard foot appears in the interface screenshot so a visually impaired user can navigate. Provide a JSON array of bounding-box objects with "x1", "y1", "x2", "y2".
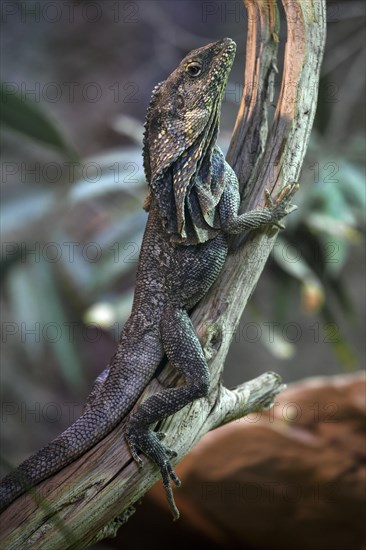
[
  {"x1": 264, "y1": 182, "x2": 299, "y2": 229},
  {"x1": 125, "y1": 427, "x2": 181, "y2": 520}
]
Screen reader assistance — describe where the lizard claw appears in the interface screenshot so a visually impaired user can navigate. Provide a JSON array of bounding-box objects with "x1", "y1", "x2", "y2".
[
  {"x1": 125, "y1": 432, "x2": 144, "y2": 468},
  {"x1": 265, "y1": 182, "x2": 299, "y2": 228},
  {"x1": 264, "y1": 189, "x2": 274, "y2": 209},
  {"x1": 156, "y1": 432, "x2": 178, "y2": 458},
  {"x1": 125, "y1": 424, "x2": 181, "y2": 520},
  {"x1": 161, "y1": 462, "x2": 181, "y2": 521},
  {"x1": 273, "y1": 220, "x2": 285, "y2": 230}
]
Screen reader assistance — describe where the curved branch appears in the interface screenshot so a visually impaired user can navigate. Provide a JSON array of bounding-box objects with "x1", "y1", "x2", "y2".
[{"x1": 228, "y1": 0, "x2": 280, "y2": 191}]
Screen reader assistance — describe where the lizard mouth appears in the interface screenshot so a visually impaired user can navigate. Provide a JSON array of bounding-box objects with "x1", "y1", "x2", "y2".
[
  {"x1": 214, "y1": 38, "x2": 237, "y2": 54},
  {"x1": 204, "y1": 39, "x2": 236, "y2": 116},
  {"x1": 211, "y1": 38, "x2": 237, "y2": 66}
]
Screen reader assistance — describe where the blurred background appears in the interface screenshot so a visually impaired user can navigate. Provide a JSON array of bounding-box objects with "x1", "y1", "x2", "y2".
[{"x1": 1, "y1": 1, "x2": 365, "y2": 549}]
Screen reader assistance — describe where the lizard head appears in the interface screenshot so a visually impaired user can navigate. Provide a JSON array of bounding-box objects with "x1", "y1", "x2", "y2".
[
  {"x1": 143, "y1": 38, "x2": 237, "y2": 243},
  {"x1": 159, "y1": 37, "x2": 237, "y2": 144}
]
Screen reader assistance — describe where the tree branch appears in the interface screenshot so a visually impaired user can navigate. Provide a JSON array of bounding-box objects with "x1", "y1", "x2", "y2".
[{"x1": 0, "y1": 1, "x2": 326, "y2": 548}]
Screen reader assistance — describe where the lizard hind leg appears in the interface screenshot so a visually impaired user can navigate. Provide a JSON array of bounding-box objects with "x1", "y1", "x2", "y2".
[{"x1": 125, "y1": 306, "x2": 210, "y2": 520}]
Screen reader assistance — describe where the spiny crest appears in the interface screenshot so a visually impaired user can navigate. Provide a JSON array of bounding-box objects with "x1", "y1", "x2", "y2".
[{"x1": 142, "y1": 80, "x2": 165, "y2": 184}]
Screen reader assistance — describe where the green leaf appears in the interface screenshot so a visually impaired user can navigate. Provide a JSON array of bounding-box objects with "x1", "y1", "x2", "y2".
[
  {"x1": 6, "y1": 258, "x2": 86, "y2": 391},
  {"x1": 0, "y1": 192, "x2": 55, "y2": 236},
  {"x1": 0, "y1": 82, "x2": 76, "y2": 158},
  {"x1": 33, "y1": 259, "x2": 86, "y2": 391},
  {"x1": 68, "y1": 147, "x2": 144, "y2": 204},
  {"x1": 321, "y1": 306, "x2": 358, "y2": 370},
  {"x1": 338, "y1": 162, "x2": 366, "y2": 214},
  {"x1": 6, "y1": 263, "x2": 44, "y2": 362},
  {"x1": 272, "y1": 236, "x2": 325, "y2": 301}
]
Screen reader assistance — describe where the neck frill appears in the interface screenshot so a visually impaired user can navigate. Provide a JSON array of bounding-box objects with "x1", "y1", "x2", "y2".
[{"x1": 142, "y1": 83, "x2": 226, "y2": 245}]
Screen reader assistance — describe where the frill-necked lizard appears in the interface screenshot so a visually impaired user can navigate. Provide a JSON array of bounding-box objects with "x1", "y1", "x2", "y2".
[{"x1": 0, "y1": 38, "x2": 298, "y2": 520}]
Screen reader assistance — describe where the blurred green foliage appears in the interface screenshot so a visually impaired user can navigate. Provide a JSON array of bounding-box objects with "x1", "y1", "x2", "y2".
[{"x1": 1, "y1": 83, "x2": 76, "y2": 159}]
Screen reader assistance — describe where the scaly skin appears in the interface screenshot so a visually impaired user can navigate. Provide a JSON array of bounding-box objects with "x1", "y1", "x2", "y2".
[{"x1": 0, "y1": 38, "x2": 298, "y2": 519}]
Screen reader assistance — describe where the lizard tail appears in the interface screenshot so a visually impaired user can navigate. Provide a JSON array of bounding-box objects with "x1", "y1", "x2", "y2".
[
  {"x1": 0, "y1": 404, "x2": 121, "y2": 512},
  {"x1": 1, "y1": 315, "x2": 164, "y2": 513}
]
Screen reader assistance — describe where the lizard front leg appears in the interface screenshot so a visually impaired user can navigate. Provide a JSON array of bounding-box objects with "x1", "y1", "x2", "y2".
[
  {"x1": 125, "y1": 306, "x2": 210, "y2": 520},
  {"x1": 219, "y1": 169, "x2": 299, "y2": 234}
]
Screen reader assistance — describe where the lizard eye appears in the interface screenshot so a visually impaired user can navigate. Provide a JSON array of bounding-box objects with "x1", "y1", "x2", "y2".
[{"x1": 186, "y1": 62, "x2": 202, "y2": 77}]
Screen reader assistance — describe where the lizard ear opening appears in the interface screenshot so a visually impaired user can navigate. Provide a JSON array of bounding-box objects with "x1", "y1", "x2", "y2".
[{"x1": 176, "y1": 95, "x2": 185, "y2": 109}]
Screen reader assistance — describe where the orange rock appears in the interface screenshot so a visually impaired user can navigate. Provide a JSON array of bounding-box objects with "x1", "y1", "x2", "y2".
[{"x1": 149, "y1": 373, "x2": 365, "y2": 550}]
